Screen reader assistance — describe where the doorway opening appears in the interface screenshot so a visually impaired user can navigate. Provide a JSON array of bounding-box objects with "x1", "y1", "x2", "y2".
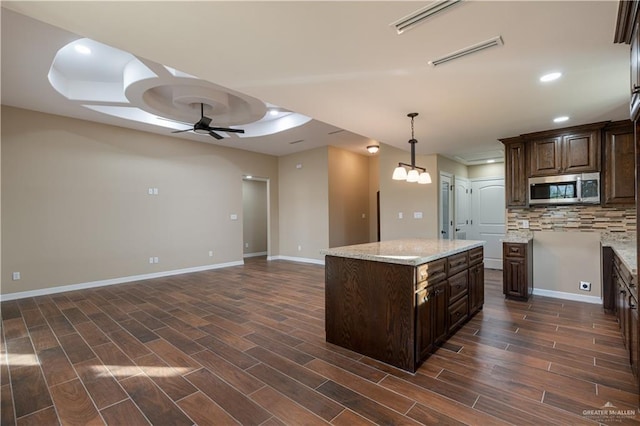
[{"x1": 242, "y1": 177, "x2": 269, "y2": 259}]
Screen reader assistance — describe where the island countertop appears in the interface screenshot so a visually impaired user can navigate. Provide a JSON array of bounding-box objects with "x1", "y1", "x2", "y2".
[{"x1": 321, "y1": 238, "x2": 485, "y2": 266}]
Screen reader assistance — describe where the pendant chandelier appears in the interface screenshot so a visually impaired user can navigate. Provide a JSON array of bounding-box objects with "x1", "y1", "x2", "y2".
[{"x1": 392, "y1": 113, "x2": 432, "y2": 184}]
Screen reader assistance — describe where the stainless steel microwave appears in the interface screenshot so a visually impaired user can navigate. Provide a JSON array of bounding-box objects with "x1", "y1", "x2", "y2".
[{"x1": 528, "y1": 172, "x2": 600, "y2": 205}]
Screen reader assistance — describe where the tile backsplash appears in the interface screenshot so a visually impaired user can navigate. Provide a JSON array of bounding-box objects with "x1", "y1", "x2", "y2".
[{"x1": 507, "y1": 205, "x2": 636, "y2": 239}]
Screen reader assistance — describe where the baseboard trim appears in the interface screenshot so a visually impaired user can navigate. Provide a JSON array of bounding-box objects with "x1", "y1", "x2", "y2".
[
  {"x1": 267, "y1": 255, "x2": 325, "y2": 265},
  {"x1": 243, "y1": 251, "x2": 268, "y2": 258},
  {"x1": 0, "y1": 261, "x2": 244, "y2": 301},
  {"x1": 533, "y1": 288, "x2": 602, "y2": 304}
]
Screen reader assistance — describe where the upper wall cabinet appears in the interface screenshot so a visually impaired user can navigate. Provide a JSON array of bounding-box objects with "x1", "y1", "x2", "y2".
[
  {"x1": 603, "y1": 120, "x2": 635, "y2": 205},
  {"x1": 528, "y1": 127, "x2": 601, "y2": 177},
  {"x1": 501, "y1": 137, "x2": 527, "y2": 208},
  {"x1": 615, "y1": 1, "x2": 640, "y2": 120},
  {"x1": 500, "y1": 121, "x2": 629, "y2": 208}
]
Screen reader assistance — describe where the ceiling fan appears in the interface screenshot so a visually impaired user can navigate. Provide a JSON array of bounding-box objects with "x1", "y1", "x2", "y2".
[{"x1": 171, "y1": 103, "x2": 245, "y2": 140}]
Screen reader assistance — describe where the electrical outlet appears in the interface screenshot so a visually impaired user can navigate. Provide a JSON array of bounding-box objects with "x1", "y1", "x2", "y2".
[
  {"x1": 297, "y1": 245, "x2": 302, "y2": 252},
  {"x1": 12, "y1": 272, "x2": 20, "y2": 281},
  {"x1": 245, "y1": 243, "x2": 249, "y2": 248},
  {"x1": 153, "y1": 257, "x2": 159, "y2": 264},
  {"x1": 149, "y1": 257, "x2": 154, "y2": 264},
  {"x1": 579, "y1": 281, "x2": 591, "y2": 291},
  {"x1": 209, "y1": 251, "x2": 213, "y2": 257}
]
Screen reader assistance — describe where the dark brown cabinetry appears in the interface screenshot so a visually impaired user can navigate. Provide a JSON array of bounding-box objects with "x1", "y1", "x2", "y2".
[
  {"x1": 502, "y1": 240, "x2": 533, "y2": 301},
  {"x1": 325, "y1": 245, "x2": 484, "y2": 373},
  {"x1": 603, "y1": 120, "x2": 635, "y2": 205},
  {"x1": 416, "y1": 281, "x2": 447, "y2": 361},
  {"x1": 614, "y1": 0, "x2": 640, "y2": 409},
  {"x1": 501, "y1": 137, "x2": 527, "y2": 207},
  {"x1": 528, "y1": 128, "x2": 601, "y2": 177},
  {"x1": 468, "y1": 247, "x2": 485, "y2": 315},
  {"x1": 602, "y1": 244, "x2": 639, "y2": 403}
]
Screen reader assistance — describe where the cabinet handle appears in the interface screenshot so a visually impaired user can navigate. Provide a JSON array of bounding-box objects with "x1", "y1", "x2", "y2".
[
  {"x1": 621, "y1": 290, "x2": 627, "y2": 295},
  {"x1": 631, "y1": 303, "x2": 637, "y2": 310},
  {"x1": 633, "y1": 85, "x2": 640, "y2": 94}
]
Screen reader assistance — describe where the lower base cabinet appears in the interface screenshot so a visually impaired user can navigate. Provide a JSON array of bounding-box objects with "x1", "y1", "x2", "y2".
[
  {"x1": 602, "y1": 246, "x2": 640, "y2": 408},
  {"x1": 503, "y1": 240, "x2": 533, "y2": 300},
  {"x1": 325, "y1": 245, "x2": 484, "y2": 373}
]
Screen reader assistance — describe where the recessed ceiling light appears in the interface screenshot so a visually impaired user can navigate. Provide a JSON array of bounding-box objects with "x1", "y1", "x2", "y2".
[
  {"x1": 540, "y1": 72, "x2": 562, "y2": 82},
  {"x1": 553, "y1": 116, "x2": 569, "y2": 123},
  {"x1": 74, "y1": 44, "x2": 91, "y2": 55},
  {"x1": 246, "y1": 175, "x2": 253, "y2": 179},
  {"x1": 486, "y1": 159, "x2": 496, "y2": 163}
]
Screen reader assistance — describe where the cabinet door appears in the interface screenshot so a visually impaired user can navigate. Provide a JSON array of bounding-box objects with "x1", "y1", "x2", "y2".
[
  {"x1": 529, "y1": 137, "x2": 562, "y2": 176},
  {"x1": 432, "y1": 282, "x2": 448, "y2": 345},
  {"x1": 415, "y1": 282, "x2": 447, "y2": 362},
  {"x1": 603, "y1": 122, "x2": 635, "y2": 205},
  {"x1": 630, "y1": 296, "x2": 639, "y2": 377},
  {"x1": 504, "y1": 140, "x2": 527, "y2": 207},
  {"x1": 415, "y1": 287, "x2": 434, "y2": 360},
  {"x1": 503, "y1": 257, "x2": 526, "y2": 299},
  {"x1": 469, "y1": 263, "x2": 485, "y2": 315},
  {"x1": 562, "y1": 130, "x2": 600, "y2": 174},
  {"x1": 618, "y1": 276, "x2": 628, "y2": 348}
]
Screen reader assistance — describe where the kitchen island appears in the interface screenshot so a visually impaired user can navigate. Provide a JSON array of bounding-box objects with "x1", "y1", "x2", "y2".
[{"x1": 322, "y1": 239, "x2": 484, "y2": 373}]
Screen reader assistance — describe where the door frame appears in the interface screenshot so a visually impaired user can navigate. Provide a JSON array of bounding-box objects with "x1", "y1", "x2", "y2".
[{"x1": 439, "y1": 172, "x2": 453, "y2": 240}]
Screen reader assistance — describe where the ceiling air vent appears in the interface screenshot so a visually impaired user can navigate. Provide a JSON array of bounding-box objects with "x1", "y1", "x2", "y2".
[
  {"x1": 428, "y1": 36, "x2": 504, "y2": 66},
  {"x1": 391, "y1": 0, "x2": 462, "y2": 35},
  {"x1": 289, "y1": 139, "x2": 304, "y2": 145}
]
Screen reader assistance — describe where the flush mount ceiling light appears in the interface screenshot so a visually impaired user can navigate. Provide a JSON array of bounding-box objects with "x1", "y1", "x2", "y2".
[
  {"x1": 74, "y1": 44, "x2": 91, "y2": 55},
  {"x1": 391, "y1": 0, "x2": 463, "y2": 35},
  {"x1": 553, "y1": 116, "x2": 569, "y2": 123},
  {"x1": 367, "y1": 145, "x2": 380, "y2": 154},
  {"x1": 392, "y1": 113, "x2": 432, "y2": 184},
  {"x1": 540, "y1": 72, "x2": 562, "y2": 82},
  {"x1": 428, "y1": 36, "x2": 503, "y2": 67}
]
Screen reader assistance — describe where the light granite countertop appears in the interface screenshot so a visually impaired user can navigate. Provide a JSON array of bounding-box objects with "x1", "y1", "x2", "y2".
[
  {"x1": 321, "y1": 239, "x2": 485, "y2": 266},
  {"x1": 602, "y1": 240, "x2": 637, "y2": 276}
]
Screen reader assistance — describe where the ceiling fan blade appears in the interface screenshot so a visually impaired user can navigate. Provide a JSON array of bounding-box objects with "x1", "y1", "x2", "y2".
[
  {"x1": 208, "y1": 127, "x2": 245, "y2": 134},
  {"x1": 171, "y1": 129, "x2": 193, "y2": 133},
  {"x1": 209, "y1": 131, "x2": 224, "y2": 140}
]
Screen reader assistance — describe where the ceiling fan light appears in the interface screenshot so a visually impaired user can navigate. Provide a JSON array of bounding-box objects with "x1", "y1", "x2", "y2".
[
  {"x1": 193, "y1": 128, "x2": 209, "y2": 134},
  {"x1": 418, "y1": 172, "x2": 432, "y2": 184},
  {"x1": 392, "y1": 166, "x2": 408, "y2": 180},
  {"x1": 406, "y1": 169, "x2": 420, "y2": 182}
]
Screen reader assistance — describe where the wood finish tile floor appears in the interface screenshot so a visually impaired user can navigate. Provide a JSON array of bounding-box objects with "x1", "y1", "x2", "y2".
[{"x1": 2, "y1": 258, "x2": 640, "y2": 425}]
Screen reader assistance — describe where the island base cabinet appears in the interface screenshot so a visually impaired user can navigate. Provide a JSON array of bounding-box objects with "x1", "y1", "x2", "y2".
[
  {"x1": 325, "y1": 245, "x2": 484, "y2": 373},
  {"x1": 469, "y1": 262, "x2": 485, "y2": 315},
  {"x1": 325, "y1": 256, "x2": 416, "y2": 372}
]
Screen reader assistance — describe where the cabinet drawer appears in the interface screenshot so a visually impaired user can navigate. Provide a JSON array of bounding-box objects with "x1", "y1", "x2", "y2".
[
  {"x1": 447, "y1": 252, "x2": 469, "y2": 277},
  {"x1": 469, "y1": 247, "x2": 483, "y2": 266},
  {"x1": 448, "y1": 297, "x2": 468, "y2": 332},
  {"x1": 448, "y1": 270, "x2": 468, "y2": 304},
  {"x1": 416, "y1": 258, "x2": 447, "y2": 288},
  {"x1": 504, "y1": 243, "x2": 525, "y2": 258}
]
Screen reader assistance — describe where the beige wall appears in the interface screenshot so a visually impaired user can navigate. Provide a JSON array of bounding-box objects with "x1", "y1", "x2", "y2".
[
  {"x1": 437, "y1": 155, "x2": 468, "y2": 178},
  {"x1": 533, "y1": 231, "x2": 602, "y2": 298},
  {"x1": 278, "y1": 146, "x2": 329, "y2": 260},
  {"x1": 242, "y1": 179, "x2": 268, "y2": 255},
  {"x1": 328, "y1": 146, "x2": 370, "y2": 248},
  {"x1": 468, "y1": 162, "x2": 505, "y2": 179},
  {"x1": 379, "y1": 143, "x2": 439, "y2": 240},
  {"x1": 2, "y1": 106, "x2": 279, "y2": 295},
  {"x1": 368, "y1": 154, "x2": 380, "y2": 242}
]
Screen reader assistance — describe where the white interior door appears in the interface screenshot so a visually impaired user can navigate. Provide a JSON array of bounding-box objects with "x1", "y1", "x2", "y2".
[
  {"x1": 468, "y1": 178, "x2": 505, "y2": 269},
  {"x1": 439, "y1": 173, "x2": 453, "y2": 240},
  {"x1": 454, "y1": 177, "x2": 470, "y2": 239}
]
